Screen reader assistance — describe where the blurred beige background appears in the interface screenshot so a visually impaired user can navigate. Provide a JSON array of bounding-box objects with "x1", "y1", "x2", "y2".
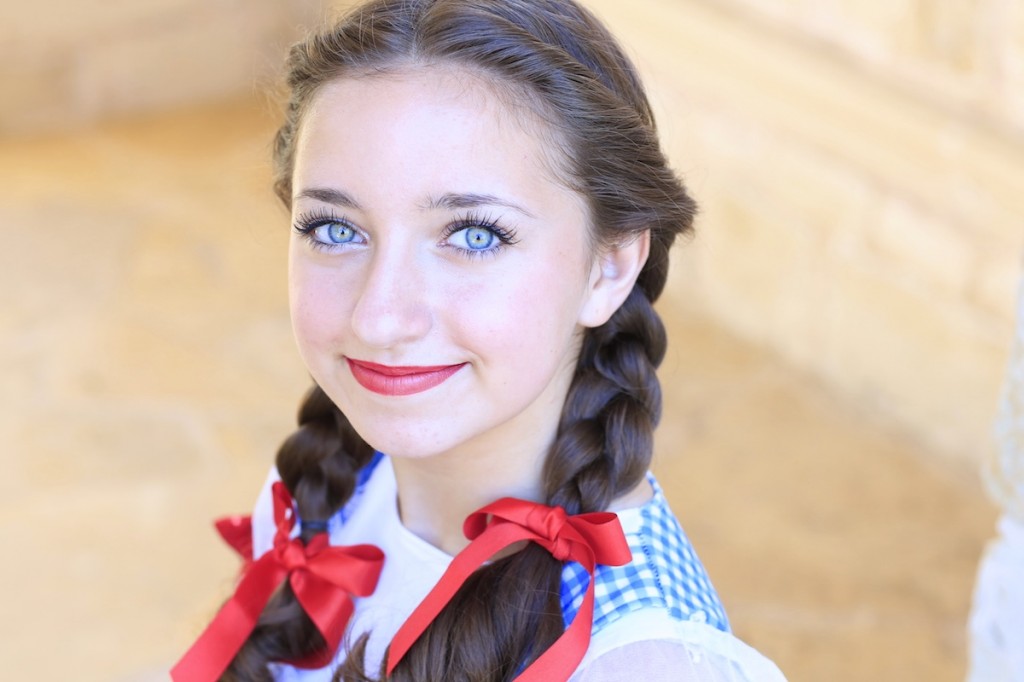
[{"x1": 1, "y1": 0, "x2": 1021, "y2": 680}]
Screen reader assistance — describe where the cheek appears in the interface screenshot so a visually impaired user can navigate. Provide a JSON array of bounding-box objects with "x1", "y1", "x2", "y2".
[
  {"x1": 456, "y1": 258, "x2": 588, "y2": 360},
  {"x1": 289, "y1": 289, "x2": 326, "y2": 348},
  {"x1": 288, "y1": 261, "x2": 351, "y2": 354}
]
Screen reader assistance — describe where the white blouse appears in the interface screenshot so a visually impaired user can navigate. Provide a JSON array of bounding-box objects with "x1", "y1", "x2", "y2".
[{"x1": 251, "y1": 457, "x2": 787, "y2": 681}]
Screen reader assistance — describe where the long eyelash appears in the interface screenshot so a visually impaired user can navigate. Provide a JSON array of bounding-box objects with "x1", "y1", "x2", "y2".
[
  {"x1": 442, "y1": 211, "x2": 520, "y2": 246},
  {"x1": 293, "y1": 207, "x2": 348, "y2": 234}
]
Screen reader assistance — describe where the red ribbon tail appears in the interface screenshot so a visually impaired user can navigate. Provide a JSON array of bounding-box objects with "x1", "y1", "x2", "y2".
[
  {"x1": 171, "y1": 557, "x2": 285, "y2": 682},
  {"x1": 512, "y1": 514, "x2": 630, "y2": 681},
  {"x1": 386, "y1": 523, "x2": 529, "y2": 674},
  {"x1": 171, "y1": 595, "x2": 263, "y2": 682},
  {"x1": 513, "y1": 555, "x2": 597, "y2": 682}
]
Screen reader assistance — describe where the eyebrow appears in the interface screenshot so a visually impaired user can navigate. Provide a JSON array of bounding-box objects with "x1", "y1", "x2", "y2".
[
  {"x1": 425, "y1": 192, "x2": 536, "y2": 219},
  {"x1": 294, "y1": 187, "x2": 534, "y2": 219},
  {"x1": 294, "y1": 187, "x2": 363, "y2": 209}
]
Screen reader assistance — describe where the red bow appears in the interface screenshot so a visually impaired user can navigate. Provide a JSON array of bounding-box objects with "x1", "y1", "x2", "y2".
[
  {"x1": 387, "y1": 498, "x2": 631, "y2": 681},
  {"x1": 215, "y1": 514, "x2": 254, "y2": 568},
  {"x1": 172, "y1": 482, "x2": 384, "y2": 681}
]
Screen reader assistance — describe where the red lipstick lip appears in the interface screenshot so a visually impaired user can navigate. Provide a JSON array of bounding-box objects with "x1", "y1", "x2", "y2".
[{"x1": 345, "y1": 358, "x2": 466, "y2": 396}]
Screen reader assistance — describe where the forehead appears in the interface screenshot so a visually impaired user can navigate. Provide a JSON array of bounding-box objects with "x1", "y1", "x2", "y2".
[{"x1": 292, "y1": 65, "x2": 577, "y2": 206}]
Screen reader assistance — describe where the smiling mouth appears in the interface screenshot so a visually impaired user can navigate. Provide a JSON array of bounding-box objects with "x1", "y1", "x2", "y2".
[{"x1": 345, "y1": 358, "x2": 466, "y2": 396}]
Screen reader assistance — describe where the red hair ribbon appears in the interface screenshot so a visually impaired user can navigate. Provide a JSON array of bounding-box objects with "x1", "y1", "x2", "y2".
[
  {"x1": 386, "y1": 498, "x2": 632, "y2": 681},
  {"x1": 214, "y1": 514, "x2": 254, "y2": 568},
  {"x1": 171, "y1": 482, "x2": 385, "y2": 682}
]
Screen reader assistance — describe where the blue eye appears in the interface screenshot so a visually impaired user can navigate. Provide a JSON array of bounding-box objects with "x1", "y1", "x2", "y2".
[
  {"x1": 458, "y1": 226, "x2": 497, "y2": 250},
  {"x1": 293, "y1": 210, "x2": 364, "y2": 252},
  {"x1": 319, "y1": 222, "x2": 358, "y2": 244},
  {"x1": 442, "y1": 215, "x2": 520, "y2": 260},
  {"x1": 443, "y1": 215, "x2": 518, "y2": 258}
]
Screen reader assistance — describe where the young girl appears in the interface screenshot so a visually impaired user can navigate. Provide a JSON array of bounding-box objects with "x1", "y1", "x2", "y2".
[{"x1": 175, "y1": 0, "x2": 787, "y2": 680}]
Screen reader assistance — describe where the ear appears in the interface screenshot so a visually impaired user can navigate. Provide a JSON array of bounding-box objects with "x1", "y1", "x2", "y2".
[{"x1": 578, "y1": 230, "x2": 650, "y2": 328}]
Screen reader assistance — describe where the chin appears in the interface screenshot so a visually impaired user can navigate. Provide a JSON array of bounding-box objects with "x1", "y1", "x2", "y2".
[{"x1": 347, "y1": 419, "x2": 459, "y2": 460}]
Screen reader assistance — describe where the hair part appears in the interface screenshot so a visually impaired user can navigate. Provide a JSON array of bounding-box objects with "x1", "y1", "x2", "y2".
[{"x1": 227, "y1": 0, "x2": 697, "y2": 679}]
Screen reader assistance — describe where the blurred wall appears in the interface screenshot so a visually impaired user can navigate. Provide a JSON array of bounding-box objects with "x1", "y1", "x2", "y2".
[
  {"x1": 0, "y1": 0, "x2": 323, "y2": 134},
  {"x1": 6, "y1": 0, "x2": 1022, "y2": 467},
  {"x1": 583, "y1": 0, "x2": 1024, "y2": 467}
]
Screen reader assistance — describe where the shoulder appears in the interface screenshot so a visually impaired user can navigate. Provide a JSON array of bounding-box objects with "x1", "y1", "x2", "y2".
[
  {"x1": 574, "y1": 610, "x2": 787, "y2": 682},
  {"x1": 568, "y1": 475, "x2": 787, "y2": 680},
  {"x1": 561, "y1": 474, "x2": 729, "y2": 635}
]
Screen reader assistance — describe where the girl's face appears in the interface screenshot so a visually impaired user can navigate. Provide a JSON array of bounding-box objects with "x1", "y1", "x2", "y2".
[{"x1": 288, "y1": 67, "x2": 608, "y2": 465}]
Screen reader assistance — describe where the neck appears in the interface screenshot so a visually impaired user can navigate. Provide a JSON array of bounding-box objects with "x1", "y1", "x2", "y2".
[{"x1": 390, "y1": 435, "x2": 550, "y2": 556}]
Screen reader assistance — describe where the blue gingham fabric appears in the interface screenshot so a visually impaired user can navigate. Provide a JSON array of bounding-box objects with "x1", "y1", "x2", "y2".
[{"x1": 559, "y1": 474, "x2": 730, "y2": 635}]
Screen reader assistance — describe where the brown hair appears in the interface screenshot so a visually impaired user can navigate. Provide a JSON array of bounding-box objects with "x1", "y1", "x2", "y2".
[{"x1": 225, "y1": 0, "x2": 696, "y2": 679}]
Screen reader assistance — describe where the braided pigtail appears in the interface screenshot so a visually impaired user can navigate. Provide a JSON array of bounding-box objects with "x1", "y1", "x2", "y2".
[
  {"x1": 547, "y1": 286, "x2": 666, "y2": 515},
  {"x1": 338, "y1": 543, "x2": 565, "y2": 682},
  {"x1": 222, "y1": 384, "x2": 374, "y2": 681},
  {"x1": 277, "y1": 385, "x2": 376, "y2": 542}
]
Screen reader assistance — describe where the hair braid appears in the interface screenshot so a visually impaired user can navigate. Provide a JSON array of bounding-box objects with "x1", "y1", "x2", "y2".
[
  {"x1": 546, "y1": 286, "x2": 666, "y2": 515},
  {"x1": 277, "y1": 385, "x2": 376, "y2": 541},
  {"x1": 222, "y1": 385, "x2": 374, "y2": 680}
]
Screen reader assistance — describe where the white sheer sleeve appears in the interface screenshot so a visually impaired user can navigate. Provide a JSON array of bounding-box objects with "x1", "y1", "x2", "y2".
[
  {"x1": 570, "y1": 610, "x2": 786, "y2": 682},
  {"x1": 571, "y1": 639, "x2": 784, "y2": 682}
]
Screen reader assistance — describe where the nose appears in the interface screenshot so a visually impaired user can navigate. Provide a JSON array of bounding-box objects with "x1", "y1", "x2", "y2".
[{"x1": 350, "y1": 242, "x2": 432, "y2": 349}]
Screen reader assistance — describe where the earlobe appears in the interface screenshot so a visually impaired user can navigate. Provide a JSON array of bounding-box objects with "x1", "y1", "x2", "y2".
[{"x1": 578, "y1": 230, "x2": 651, "y2": 328}]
